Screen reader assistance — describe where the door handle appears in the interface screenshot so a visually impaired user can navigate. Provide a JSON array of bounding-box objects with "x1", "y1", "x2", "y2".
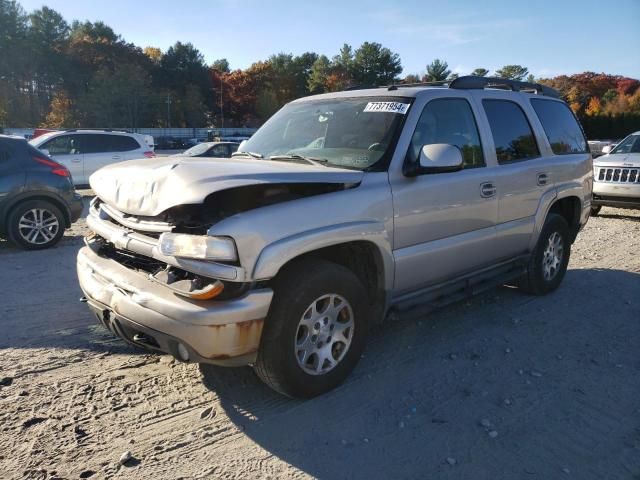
[
  {"x1": 71, "y1": 157, "x2": 82, "y2": 163},
  {"x1": 112, "y1": 155, "x2": 122, "y2": 160},
  {"x1": 537, "y1": 173, "x2": 549, "y2": 186},
  {"x1": 480, "y1": 182, "x2": 497, "y2": 198}
]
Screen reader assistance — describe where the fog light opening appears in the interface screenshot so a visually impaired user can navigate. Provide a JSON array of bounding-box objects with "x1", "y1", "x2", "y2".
[{"x1": 176, "y1": 343, "x2": 190, "y2": 362}]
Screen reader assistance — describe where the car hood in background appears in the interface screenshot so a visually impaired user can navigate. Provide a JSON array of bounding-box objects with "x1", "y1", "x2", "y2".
[
  {"x1": 594, "y1": 152, "x2": 640, "y2": 167},
  {"x1": 89, "y1": 156, "x2": 363, "y2": 216}
]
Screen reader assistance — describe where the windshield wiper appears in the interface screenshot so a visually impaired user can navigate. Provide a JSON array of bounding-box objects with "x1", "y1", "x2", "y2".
[
  {"x1": 269, "y1": 154, "x2": 329, "y2": 167},
  {"x1": 231, "y1": 151, "x2": 263, "y2": 159}
]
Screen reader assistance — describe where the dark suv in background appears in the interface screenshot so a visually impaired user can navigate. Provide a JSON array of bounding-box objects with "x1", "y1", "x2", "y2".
[{"x1": 0, "y1": 135, "x2": 83, "y2": 250}]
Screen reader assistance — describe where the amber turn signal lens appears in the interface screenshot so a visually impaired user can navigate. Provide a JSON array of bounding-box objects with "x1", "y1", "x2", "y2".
[{"x1": 188, "y1": 281, "x2": 225, "y2": 300}]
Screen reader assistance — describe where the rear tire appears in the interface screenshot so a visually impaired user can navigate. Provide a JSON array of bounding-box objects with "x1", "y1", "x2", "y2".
[
  {"x1": 590, "y1": 206, "x2": 601, "y2": 216},
  {"x1": 7, "y1": 200, "x2": 65, "y2": 250},
  {"x1": 254, "y1": 258, "x2": 369, "y2": 398},
  {"x1": 519, "y1": 213, "x2": 570, "y2": 296}
]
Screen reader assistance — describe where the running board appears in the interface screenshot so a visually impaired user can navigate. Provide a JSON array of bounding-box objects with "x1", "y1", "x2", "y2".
[{"x1": 390, "y1": 256, "x2": 528, "y2": 319}]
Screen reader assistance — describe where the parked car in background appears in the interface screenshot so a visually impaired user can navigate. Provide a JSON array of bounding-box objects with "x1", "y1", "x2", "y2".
[
  {"x1": 78, "y1": 76, "x2": 592, "y2": 397},
  {"x1": 155, "y1": 136, "x2": 188, "y2": 150},
  {"x1": 175, "y1": 141, "x2": 240, "y2": 158},
  {"x1": 30, "y1": 130, "x2": 155, "y2": 186},
  {"x1": 588, "y1": 139, "x2": 619, "y2": 158},
  {"x1": 0, "y1": 135, "x2": 83, "y2": 249},
  {"x1": 592, "y1": 131, "x2": 640, "y2": 215}
]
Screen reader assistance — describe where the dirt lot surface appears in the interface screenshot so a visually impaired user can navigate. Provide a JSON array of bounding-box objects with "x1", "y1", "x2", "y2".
[{"x1": 1, "y1": 198, "x2": 639, "y2": 480}]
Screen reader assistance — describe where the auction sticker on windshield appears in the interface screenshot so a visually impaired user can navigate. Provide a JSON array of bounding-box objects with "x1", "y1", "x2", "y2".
[{"x1": 363, "y1": 102, "x2": 410, "y2": 114}]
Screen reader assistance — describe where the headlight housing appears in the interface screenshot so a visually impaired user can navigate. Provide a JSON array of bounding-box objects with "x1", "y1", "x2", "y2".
[{"x1": 159, "y1": 233, "x2": 237, "y2": 261}]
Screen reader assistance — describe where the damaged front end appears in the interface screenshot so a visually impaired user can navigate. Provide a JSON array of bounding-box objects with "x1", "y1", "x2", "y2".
[
  {"x1": 78, "y1": 174, "x2": 358, "y2": 365},
  {"x1": 79, "y1": 195, "x2": 269, "y2": 365}
]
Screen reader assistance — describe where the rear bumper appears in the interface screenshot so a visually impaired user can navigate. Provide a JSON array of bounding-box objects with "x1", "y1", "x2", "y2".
[
  {"x1": 77, "y1": 246, "x2": 273, "y2": 365},
  {"x1": 68, "y1": 193, "x2": 84, "y2": 224}
]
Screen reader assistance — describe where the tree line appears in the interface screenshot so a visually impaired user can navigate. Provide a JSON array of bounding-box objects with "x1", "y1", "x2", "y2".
[{"x1": 1, "y1": 0, "x2": 638, "y2": 136}]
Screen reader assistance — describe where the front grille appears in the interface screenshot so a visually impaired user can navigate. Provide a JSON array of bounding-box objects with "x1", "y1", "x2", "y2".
[
  {"x1": 596, "y1": 167, "x2": 640, "y2": 184},
  {"x1": 99, "y1": 241, "x2": 165, "y2": 274},
  {"x1": 92, "y1": 199, "x2": 173, "y2": 238}
]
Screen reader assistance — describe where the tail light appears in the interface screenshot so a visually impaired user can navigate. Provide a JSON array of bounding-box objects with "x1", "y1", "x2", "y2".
[
  {"x1": 33, "y1": 155, "x2": 70, "y2": 177},
  {"x1": 143, "y1": 151, "x2": 155, "y2": 158}
]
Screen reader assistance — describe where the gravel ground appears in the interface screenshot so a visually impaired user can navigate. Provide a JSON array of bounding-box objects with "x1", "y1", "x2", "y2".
[{"x1": 0, "y1": 200, "x2": 639, "y2": 480}]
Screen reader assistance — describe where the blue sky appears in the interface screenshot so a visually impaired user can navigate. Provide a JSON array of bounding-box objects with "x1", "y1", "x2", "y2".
[{"x1": 19, "y1": 0, "x2": 640, "y2": 78}]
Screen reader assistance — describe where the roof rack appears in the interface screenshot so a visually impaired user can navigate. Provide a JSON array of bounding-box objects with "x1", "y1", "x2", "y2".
[
  {"x1": 64, "y1": 128, "x2": 129, "y2": 133},
  {"x1": 449, "y1": 76, "x2": 559, "y2": 98},
  {"x1": 385, "y1": 75, "x2": 559, "y2": 98}
]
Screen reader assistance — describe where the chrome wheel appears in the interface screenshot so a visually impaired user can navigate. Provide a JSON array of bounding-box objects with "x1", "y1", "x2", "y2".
[
  {"x1": 542, "y1": 231, "x2": 564, "y2": 281},
  {"x1": 18, "y1": 208, "x2": 60, "y2": 245},
  {"x1": 294, "y1": 293, "x2": 354, "y2": 375}
]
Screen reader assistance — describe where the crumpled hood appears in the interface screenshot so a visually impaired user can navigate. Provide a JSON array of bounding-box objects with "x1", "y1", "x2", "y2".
[
  {"x1": 594, "y1": 152, "x2": 640, "y2": 167},
  {"x1": 89, "y1": 156, "x2": 363, "y2": 216}
]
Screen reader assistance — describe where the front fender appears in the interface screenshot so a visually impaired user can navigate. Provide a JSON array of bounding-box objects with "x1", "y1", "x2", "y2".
[{"x1": 252, "y1": 221, "x2": 395, "y2": 291}]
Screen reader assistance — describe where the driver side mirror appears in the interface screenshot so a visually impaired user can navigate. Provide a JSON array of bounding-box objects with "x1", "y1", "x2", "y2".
[{"x1": 406, "y1": 144, "x2": 463, "y2": 176}]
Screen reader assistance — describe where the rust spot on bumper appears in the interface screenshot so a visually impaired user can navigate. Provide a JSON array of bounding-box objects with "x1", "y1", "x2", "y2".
[{"x1": 205, "y1": 318, "x2": 264, "y2": 360}]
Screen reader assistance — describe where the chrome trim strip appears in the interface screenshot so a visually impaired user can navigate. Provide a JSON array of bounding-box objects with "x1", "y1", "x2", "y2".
[{"x1": 99, "y1": 202, "x2": 174, "y2": 233}]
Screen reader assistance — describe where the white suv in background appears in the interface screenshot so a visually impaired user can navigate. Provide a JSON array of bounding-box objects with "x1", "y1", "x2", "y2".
[
  {"x1": 592, "y1": 131, "x2": 640, "y2": 215},
  {"x1": 30, "y1": 130, "x2": 155, "y2": 185}
]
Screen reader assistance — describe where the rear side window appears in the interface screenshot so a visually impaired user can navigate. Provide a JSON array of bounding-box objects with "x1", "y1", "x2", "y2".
[
  {"x1": 81, "y1": 134, "x2": 140, "y2": 153},
  {"x1": 110, "y1": 135, "x2": 140, "y2": 152},
  {"x1": 483, "y1": 100, "x2": 540, "y2": 163},
  {"x1": 408, "y1": 98, "x2": 485, "y2": 169},
  {"x1": 81, "y1": 134, "x2": 112, "y2": 154},
  {"x1": 531, "y1": 99, "x2": 588, "y2": 154}
]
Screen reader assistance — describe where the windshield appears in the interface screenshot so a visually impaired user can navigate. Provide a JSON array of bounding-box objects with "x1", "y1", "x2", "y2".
[
  {"x1": 182, "y1": 143, "x2": 211, "y2": 156},
  {"x1": 610, "y1": 134, "x2": 640, "y2": 154},
  {"x1": 237, "y1": 97, "x2": 412, "y2": 170}
]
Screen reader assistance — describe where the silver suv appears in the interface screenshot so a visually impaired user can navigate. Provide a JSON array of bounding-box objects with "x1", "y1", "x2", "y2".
[
  {"x1": 591, "y1": 131, "x2": 640, "y2": 215},
  {"x1": 30, "y1": 130, "x2": 155, "y2": 186},
  {"x1": 77, "y1": 77, "x2": 592, "y2": 398}
]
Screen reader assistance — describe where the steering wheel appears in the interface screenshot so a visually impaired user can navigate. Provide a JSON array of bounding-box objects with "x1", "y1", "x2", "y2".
[{"x1": 368, "y1": 142, "x2": 384, "y2": 151}]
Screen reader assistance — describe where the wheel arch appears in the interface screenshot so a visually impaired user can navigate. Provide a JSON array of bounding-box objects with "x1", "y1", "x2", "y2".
[
  {"x1": 2, "y1": 192, "x2": 72, "y2": 231},
  {"x1": 529, "y1": 185, "x2": 583, "y2": 250},
  {"x1": 253, "y1": 224, "x2": 393, "y2": 322}
]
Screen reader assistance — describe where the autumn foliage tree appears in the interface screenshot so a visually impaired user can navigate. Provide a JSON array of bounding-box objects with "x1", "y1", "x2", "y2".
[{"x1": 1, "y1": 0, "x2": 639, "y2": 137}]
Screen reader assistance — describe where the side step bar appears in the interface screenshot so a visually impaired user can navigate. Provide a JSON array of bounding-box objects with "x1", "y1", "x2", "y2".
[{"x1": 390, "y1": 255, "x2": 529, "y2": 320}]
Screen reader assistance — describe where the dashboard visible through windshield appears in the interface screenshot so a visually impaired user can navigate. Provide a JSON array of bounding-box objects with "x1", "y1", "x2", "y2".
[{"x1": 237, "y1": 97, "x2": 412, "y2": 170}]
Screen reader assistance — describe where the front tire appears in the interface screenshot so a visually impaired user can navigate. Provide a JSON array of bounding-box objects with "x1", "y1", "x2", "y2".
[
  {"x1": 7, "y1": 200, "x2": 65, "y2": 250},
  {"x1": 254, "y1": 258, "x2": 369, "y2": 398},
  {"x1": 519, "y1": 213, "x2": 570, "y2": 295}
]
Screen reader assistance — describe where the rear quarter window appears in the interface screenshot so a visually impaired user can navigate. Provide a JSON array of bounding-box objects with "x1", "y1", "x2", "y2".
[
  {"x1": 530, "y1": 99, "x2": 588, "y2": 154},
  {"x1": 111, "y1": 135, "x2": 141, "y2": 152}
]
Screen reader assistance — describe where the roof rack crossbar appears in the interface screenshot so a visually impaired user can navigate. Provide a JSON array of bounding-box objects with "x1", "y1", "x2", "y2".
[
  {"x1": 449, "y1": 76, "x2": 559, "y2": 98},
  {"x1": 386, "y1": 80, "x2": 450, "y2": 90}
]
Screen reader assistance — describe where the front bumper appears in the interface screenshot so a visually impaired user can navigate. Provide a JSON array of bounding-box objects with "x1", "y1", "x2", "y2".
[
  {"x1": 592, "y1": 182, "x2": 640, "y2": 209},
  {"x1": 77, "y1": 246, "x2": 273, "y2": 365}
]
